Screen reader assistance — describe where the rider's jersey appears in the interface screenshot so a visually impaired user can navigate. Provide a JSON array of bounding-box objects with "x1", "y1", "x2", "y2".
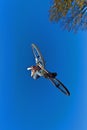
[{"x1": 31, "y1": 69, "x2": 45, "y2": 79}]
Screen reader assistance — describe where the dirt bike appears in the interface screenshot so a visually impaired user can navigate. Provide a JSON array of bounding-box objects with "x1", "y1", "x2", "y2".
[{"x1": 31, "y1": 43, "x2": 70, "y2": 96}]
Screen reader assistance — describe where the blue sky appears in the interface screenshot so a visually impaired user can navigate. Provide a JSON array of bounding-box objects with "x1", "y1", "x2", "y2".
[{"x1": 0, "y1": 0, "x2": 87, "y2": 130}]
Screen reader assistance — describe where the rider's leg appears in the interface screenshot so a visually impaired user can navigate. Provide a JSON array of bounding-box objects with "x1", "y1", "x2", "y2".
[{"x1": 43, "y1": 72, "x2": 57, "y2": 78}]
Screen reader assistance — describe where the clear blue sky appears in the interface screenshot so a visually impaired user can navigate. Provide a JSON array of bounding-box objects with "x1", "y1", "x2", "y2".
[{"x1": 0, "y1": 0, "x2": 87, "y2": 130}]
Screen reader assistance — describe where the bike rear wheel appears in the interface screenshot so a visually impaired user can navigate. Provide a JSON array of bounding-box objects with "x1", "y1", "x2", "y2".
[{"x1": 49, "y1": 78, "x2": 70, "y2": 96}]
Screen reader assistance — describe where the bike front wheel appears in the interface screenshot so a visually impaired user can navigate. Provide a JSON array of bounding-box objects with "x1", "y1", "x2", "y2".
[{"x1": 32, "y1": 43, "x2": 45, "y2": 67}]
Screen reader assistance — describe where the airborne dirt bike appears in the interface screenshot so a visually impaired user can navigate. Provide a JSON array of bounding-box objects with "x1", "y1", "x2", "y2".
[{"x1": 30, "y1": 43, "x2": 70, "y2": 96}]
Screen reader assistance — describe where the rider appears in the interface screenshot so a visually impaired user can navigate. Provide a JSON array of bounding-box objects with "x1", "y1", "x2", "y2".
[{"x1": 27, "y1": 65, "x2": 57, "y2": 79}]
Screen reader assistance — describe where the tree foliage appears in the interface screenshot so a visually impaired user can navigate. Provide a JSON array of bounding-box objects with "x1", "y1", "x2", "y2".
[{"x1": 49, "y1": 0, "x2": 87, "y2": 32}]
